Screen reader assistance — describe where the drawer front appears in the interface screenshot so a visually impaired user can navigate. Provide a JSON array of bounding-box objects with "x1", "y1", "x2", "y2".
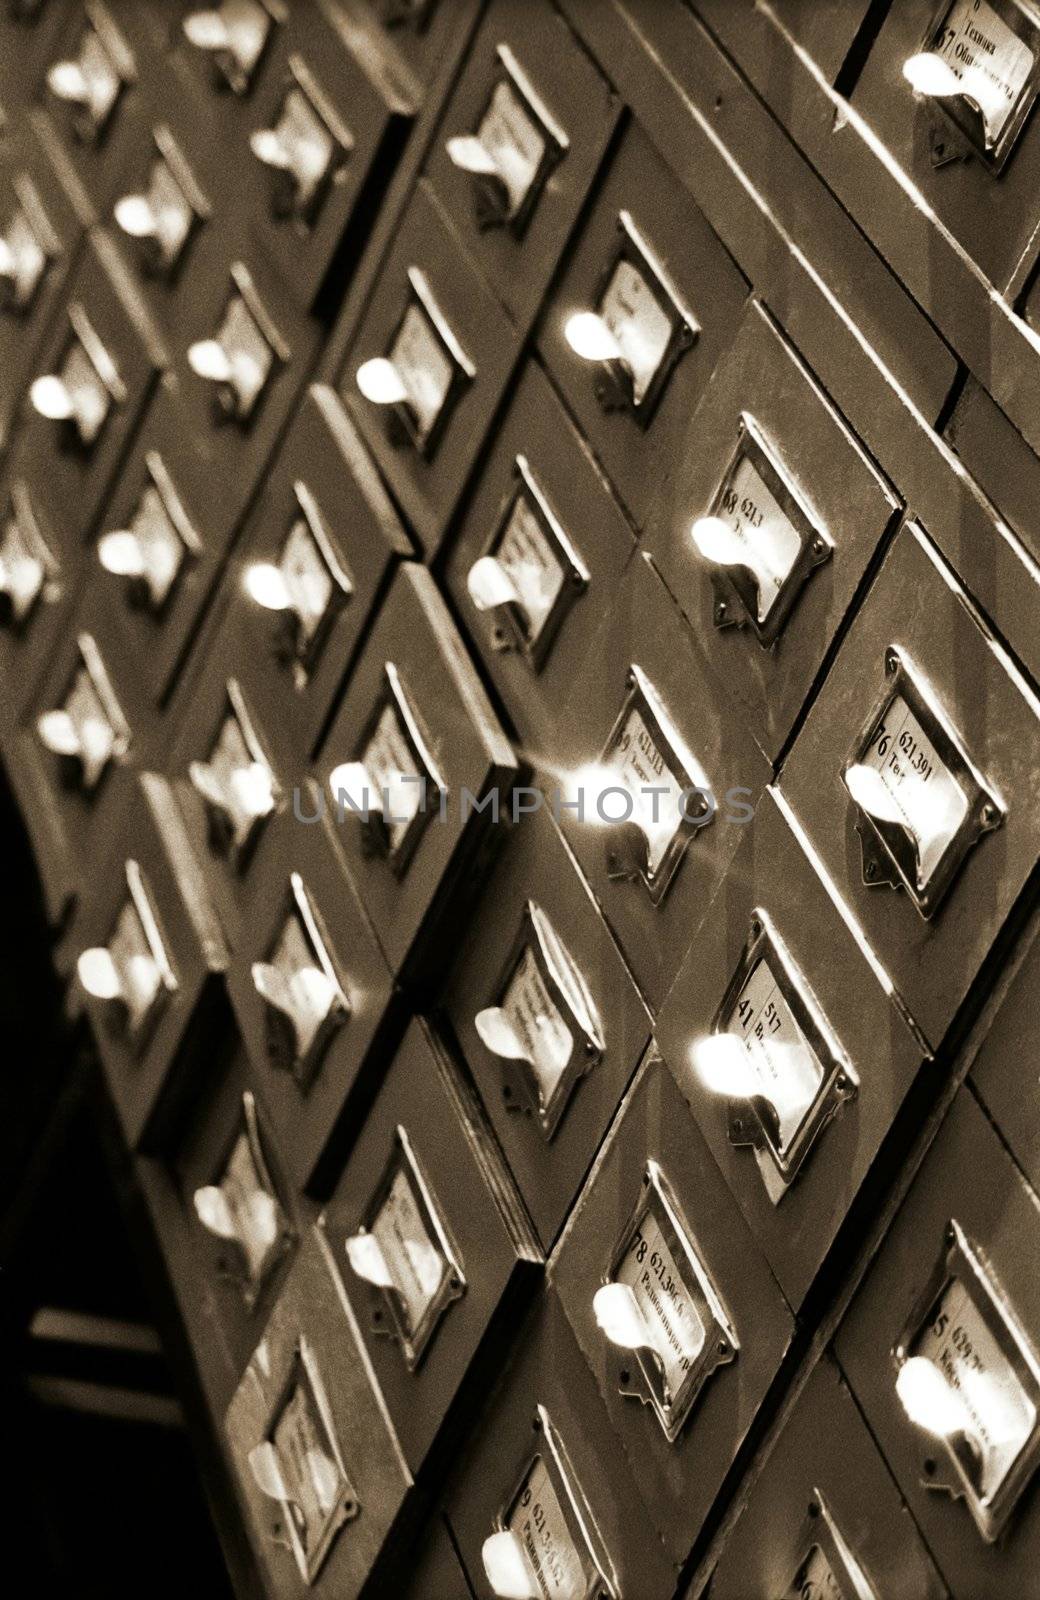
[
  {"x1": 0, "y1": 112, "x2": 86, "y2": 453},
  {"x1": 344, "y1": 178, "x2": 519, "y2": 558},
  {"x1": 72, "y1": 768, "x2": 229, "y2": 1147},
  {"x1": 172, "y1": 0, "x2": 287, "y2": 123},
  {"x1": 443, "y1": 358, "x2": 635, "y2": 755},
  {"x1": 0, "y1": 0, "x2": 73, "y2": 113},
  {"x1": 551, "y1": 550, "x2": 770, "y2": 1013},
  {"x1": 425, "y1": 0, "x2": 618, "y2": 329},
  {"x1": 537, "y1": 117, "x2": 748, "y2": 533},
  {"x1": 107, "y1": 76, "x2": 230, "y2": 341},
  {"x1": 945, "y1": 376, "x2": 1040, "y2": 572},
  {"x1": 179, "y1": 252, "x2": 319, "y2": 528},
  {"x1": 656, "y1": 786, "x2": 928, "y2": 1311},
  {"x1": 158, "y1": 1040, "x2": 307, "y2": 1406},
  {"x1": 315, "y1": 561, "x2": 518, "y2": 982},
  {"x1": 709, "y1": 1355, "x2": 948, "y2": 1600},
  {"x1": 689, "y1": 0, "x2": 879, "y2": 87},
  {"x1": 358, "y1": 0, "x2": 478, "y2": 90},
  {"x1": 442, "y1": 803, "x2": 651, "y2": 1254},
  {"x1": 646, "y1": 297, "x2": 901, "y2": 764},
  {"x1": 225, "y1": 383, "x2": 413, "y2": 764},
  {"x1": 851, "y1": 0, "x2": 1040, "y2": 294},
  {"x1": 550, "y1": 1054, "x2": 794, "y2": 1565},
  {"x1": 395, "y1": 1516, "x2": 475, "y2": 1600},
  {"x1": 836, "y1": 1086, "x2": 1040, "y2": 1588},
  {"x1": 242, "y1": 6, "x2": 414, "y2": 312},
  {"x1": 0, "y1": 468, "x2": 79, "y2": 738},
  {"x1": 16, "y1": 226, "x2": 166, "y2": 554},
  {"x1": 38, "y1": 1, "x2": 159, "y2": 212},
  {"x1": 970, "y1": 911, "x2": 1040, "y2": 1199},
  {"x1": 6, "y1": 569, "x2": 154, "y2": 922},
  {"x1": 323, "y1": 1017, "x2": 541, "y2": 1474},
  {"x1": 226, "y1": 1224, "x2": 413, "y2": 1597},
  {"x1": 226, "y1": 803, "x2": 399, "y2": 1197},
  {"x1": 778, "y1": 518, "x2": 1040, "y2": 1051},
  {"x1": 167, "y1": 628, "x2": 290, "y2": 953},
  {"x1": 446, "y1": 1289, "x2": 677, "y2": 1600},
  {"x1": 89, "y1": 379, "x2": 236, "y2": 709}
]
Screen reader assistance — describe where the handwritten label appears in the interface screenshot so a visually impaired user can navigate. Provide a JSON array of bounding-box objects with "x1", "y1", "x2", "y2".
[
  {"x1": 862, "y1": 695, "x2": 969, "y2": 888},
  {"x1": 477, "y1": 79, "x2": 546, "y2": 215},
  {"x1": 617, "y1": 1205, "x2": 706, "y2": 1401},
  {"x1": 505, "y1": 1456, "x2": 589, "y2": 1600},
  {"x1": 914, "y1": 1277, "x2": 1036, "y2": 1502},
  {"x1": 390, "y1": 303, "x2": 454, "y2": 444},
  {"x1": 727, "y1": 958, "x2": 824, "y2": 1155},
  {"x1": 270, "y1": 1371, "x2": 347, "y2": 1563},
  {"x1": 605, "y1": 704, "x2": 685, "y2": 875},
  {"x1": 600, "y1": 258, "x2": 672, "y2": 406},
  {"x1": 932, "y1": 0, "x2": 1035, "y2": 147},
  {"x1": 501, "y1": 943, "x2": 574, "y2": 1108},
  {"x1": 370, "y1": 1166, "x2": 445, "y2": 1338},
  {"x1": 360, "y1": 700, "x2": 423, "y2": 852},
  {"x1": 717, "y1": 451, "x2": 803, "y2": 623},
  {"x1": 495, "y1": 490, "x2": 566, "y2": 644}
]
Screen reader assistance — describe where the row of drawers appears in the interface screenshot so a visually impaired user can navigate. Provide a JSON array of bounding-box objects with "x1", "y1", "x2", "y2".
[
  {"x1": 0, "y1": 0, "x2": 428, "y2": 322},
  {"x1": 694, "y1": 0, "x2": 1040, "y2": 305},
  {"x1": 113, "y1": 921, "x2": 1040, "y2": 1600},
  {"x1": 4, "y1": 3, "x2": 1040, "y2": 1599}
]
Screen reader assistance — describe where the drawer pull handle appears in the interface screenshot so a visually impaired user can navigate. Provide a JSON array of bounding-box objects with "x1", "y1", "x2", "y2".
[
  {"x1": 565, "y1": 310, "x2": 623, "y2": 365},
  {"x1": 896, "y1": 1355, "x2": 978, "y2": 1450},
  {"x1": 593, "y1": 1281, "x2": 664, "y2": 1361},
  {"x1": 481, "y1": 1530, "x2": 540, "y2": 1600},
  {"x1": 193, "y1": 1182, "x2": 278, "y2": 1249},
  {"x1": 251, "y1": 958, "x2": 346, "y2": 1072},
  {"x1": 466, "y1": 554, "x2": 520, "y2": 616},
  {"x1": 46, "y1": 59, "x2": 91, "y2": 106},
  {"x1": 344, "y1": 1231, "x2": 394, "y2": 1289},
  {"x1": 355, "y1": 355, "x2": 410, "y2": 408},
  {"x1": 903, "y1": 52, "x2": 963, "y2": 100}
]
